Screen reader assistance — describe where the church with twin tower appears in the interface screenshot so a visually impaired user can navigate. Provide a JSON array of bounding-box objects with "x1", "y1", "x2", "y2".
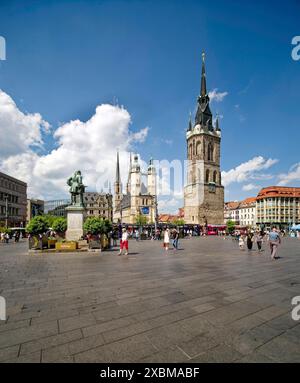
[
  {"x1": 113, "y1": 152, "x2": 157, "y2": 224},
  {"x1": 184, "y1": 53, "x2": 224, "y2": 224}
]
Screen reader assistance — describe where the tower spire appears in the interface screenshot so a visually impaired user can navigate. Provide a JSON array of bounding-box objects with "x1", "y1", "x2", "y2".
[
  {"x1": 187, "y1": 111, "x2": 193, "y2": 131},
  {"x1": 115, "y1": 150, "x2": 120, "y2": 183},
  {"x1": 200, "y1": 51, "x2": 207, "y2": 96}
]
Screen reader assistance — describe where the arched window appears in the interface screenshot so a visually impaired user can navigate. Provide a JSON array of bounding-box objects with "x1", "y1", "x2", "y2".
[
  {"x1": 189, "y1": 144, "x2": 192, "y2": 159},
  {"x1": 189, "y1": 170, "x2": 193, "y2": 184},
  {"x1": 196, "y1": 141, "x2": 201, "y2": 156},
  {"x1": 206, "y1": 169, "x2": 210, "y2": 183},
  {"x1": 207, "y1": 143, "x2": 214, "y2": 161},
  {"x1": 193, "y1": 140, "x2": 195, "y2": 155},
  {"x1": 213, "y1": 171, "x2": 217, "y2": 183}
]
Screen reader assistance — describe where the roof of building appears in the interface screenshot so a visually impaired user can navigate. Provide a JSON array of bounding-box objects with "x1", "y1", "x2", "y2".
[
  {"x1": 224, "y1": 201, "x2": 240, "y2": 210},
  {"x1": 158, "y1": 214, "x2": 178, "y2": 223},
  {"x1": 257, "y1": 186, "x2": 300, "y2": 200},
  {"x1": 239, "y1": 197, "x2": 256, "y2": 207}
]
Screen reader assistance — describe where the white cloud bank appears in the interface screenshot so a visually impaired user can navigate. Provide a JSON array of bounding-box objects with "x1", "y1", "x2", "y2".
[
  {"x1": 0, "y1": 89, "x2": 148, "y2": 199},
  {"x1": 222, "y1": 156, "x2": 278, "y2": 187},
  {"x1": 278, "y1": 163, "x2": 300, "y2": 186}
]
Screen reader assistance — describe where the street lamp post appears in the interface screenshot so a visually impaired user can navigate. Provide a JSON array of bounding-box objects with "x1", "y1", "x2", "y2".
[{"x1": 4, "y1": 194, "x2": 9, "y2": 229}]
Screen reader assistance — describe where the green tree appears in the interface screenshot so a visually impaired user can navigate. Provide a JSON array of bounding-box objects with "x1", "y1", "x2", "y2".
[
  {"x1": 136, "y1": 214, "x2": 147, "y2": 226},
  {"x1": 52, "y1": 217, "x2": 67, "y2": 233},
  {"x1": 226, "y1": 220, "x2": 235, "y2": 234},
  {"x1": 172, "y1": 218, "x2": 185, "y2": 226},
  {"x1": 26, "y1": 216, "x2": 49, "y2": 235},
  {"x1": 83, "y1": 217, "x2": 105, "y2": 235}
]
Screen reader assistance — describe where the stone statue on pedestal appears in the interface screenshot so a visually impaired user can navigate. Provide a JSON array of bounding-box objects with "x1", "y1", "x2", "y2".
[
  {"x1": 65, "y1": 170, "x2": 86, "y2": 241},
  {"x1": 67, "y1": 170, "x2": 85, "y2": 207}
]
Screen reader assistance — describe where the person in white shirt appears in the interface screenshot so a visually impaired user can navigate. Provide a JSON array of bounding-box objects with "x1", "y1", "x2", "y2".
[
  {"x1": 164, "y1": 228, "x2": 170, "y2": 251},
  {"x1": 119, "y1": 228, "x2": 129, "y2": 256}
]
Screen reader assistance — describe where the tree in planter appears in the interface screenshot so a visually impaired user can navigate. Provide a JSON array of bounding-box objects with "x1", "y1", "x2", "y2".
[
  {"x1": 26, "y1": 216, "x2": 49, "y2": 235},
  {"x1": 26, "y1": 216, "x2": 49, "y2": 249},
  {"x1": 83, "y1": 217, "x2": 105, "y2": 249},
  {"x1": 52, "y1": 217, "x2": 67, "y2": 238},
  {"x1": 83, "y1": 217, "x2": 105, "y2": 236}
]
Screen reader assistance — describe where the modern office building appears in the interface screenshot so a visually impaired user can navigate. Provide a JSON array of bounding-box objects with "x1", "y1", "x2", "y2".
[
  {"x1": 0, "y1": 171, "x2": 27, "y2": 227},
  {"x1": 26, "y1": 199, "x2": 44, "y2": 222},
  {"x1": 256, "y1": 186, "x2": 300, "y2": 229},
  {"x1": 44, "y1": 199, "x2": 70, "y2": 215}
]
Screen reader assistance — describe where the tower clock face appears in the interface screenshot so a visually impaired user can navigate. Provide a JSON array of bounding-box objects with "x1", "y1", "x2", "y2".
[{"x1": 208, "y1": 182, "x2": 216, "y2": 193}]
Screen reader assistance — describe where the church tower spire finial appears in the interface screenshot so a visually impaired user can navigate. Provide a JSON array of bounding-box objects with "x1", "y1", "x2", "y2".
[
  {"x1": 115, "y1": 150, "x2": 120, "y2": 183},
  {"x1": 201, "y1": 51, "x2": 207, "y2": 96}
]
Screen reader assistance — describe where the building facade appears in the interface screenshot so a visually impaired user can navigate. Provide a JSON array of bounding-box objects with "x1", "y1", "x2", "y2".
[
  {"x1": 239, "y1": 197, "x2": 256, "y2": 227},
  {"x1": 184, "y1": 53, "x2": 224, "y2": 224},
  {"x1": 113, "y1": 152, "x2": 157, "y2": 224},
  {"x1": 224, "y1": 201, "x2": 240, "y2": 225},
  {"x1": 224, "y1": 198, "x2": 256, "y2": 227},
  {"x1": 44, "y1": 199, "x2": 70, "y2": 215},
  {"x1": 27, "y1": 199, "x2": 44, "y2": 223},
  {"x1": 84, "y1": 192, "x2": 113, "y2": 221},
  {"x1": 256, "y1": 186, "x2": 300, "y2": 229},
  {"x1": 0, "y1": 171, "x2": 27, "y2": 227}
]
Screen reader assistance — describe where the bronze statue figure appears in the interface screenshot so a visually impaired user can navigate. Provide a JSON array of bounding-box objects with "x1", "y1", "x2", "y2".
[{"x1": 67, "y1": 170, "x2": 85, "y2": 207}]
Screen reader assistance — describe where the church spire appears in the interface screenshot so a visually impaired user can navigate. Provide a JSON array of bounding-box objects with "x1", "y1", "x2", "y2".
[
  {"x1": 187, "y1": 111, "x2": 193, "y2": 131},
  {"x1": 115, "y1": 150, "x2": 120, "y2": 184},
  {"x1": 200, "y1": 52, "x2": 207, "y2": 96},
  {"x1": 195, "y1": 51, "x2": 213, "y2": 130}
]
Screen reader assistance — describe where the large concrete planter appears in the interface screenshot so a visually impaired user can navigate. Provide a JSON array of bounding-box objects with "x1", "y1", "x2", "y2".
[
  {"x1": 48, "y1": 239, "x2": 57, "y2": 249},
  {"x1": 88, "y1": 239, "x2": 101, "y2": 249},
  {"x1": 29, "y1": 235, "x2": 48, "y2": 250},
  {"x1": 55, "y1": 241, "x2": 78, "y2": 251}
]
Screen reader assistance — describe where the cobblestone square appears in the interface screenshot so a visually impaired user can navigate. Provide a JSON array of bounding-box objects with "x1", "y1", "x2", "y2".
[{"x1": 0, "y1": 237, "x2": 300, "y2": 363}]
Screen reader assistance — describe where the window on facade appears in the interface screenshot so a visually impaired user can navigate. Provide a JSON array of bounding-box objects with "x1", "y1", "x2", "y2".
[
  {"x1": 213, "y1": 171, "x2": 217, "y2": 183},
  {"x1": 205, "y1": 169, "x2": 210, "y2": 183}
]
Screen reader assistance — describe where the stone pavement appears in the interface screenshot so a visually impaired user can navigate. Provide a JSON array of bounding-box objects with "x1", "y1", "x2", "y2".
[{"x1": 0, "y1": 236, "x2": 300, "y2": 363}]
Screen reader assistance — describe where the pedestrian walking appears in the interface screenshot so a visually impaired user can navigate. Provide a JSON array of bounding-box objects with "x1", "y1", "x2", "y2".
[
  {"x1": 118, "y1": 228, "x2": 129, "y2": 256},
  {"x1": 239, "y1": 234, "x2": 245, "y2": 250},
  {"x1": 246, "y1": 232, "x2": 254, "y2": 250},
  {"x1": 5, "y1": 233, "x2": 9, "y2": 244},
  {"x1": 172, "y1": 229, "x2": 179, "y2": 250},
  {"x1": 255, "y1": 230, "x2": 263, "y2": 252},
  {"x1": 163, "y1": 228, "x2": 170, "y2": 251},
  {"x1": 268, "y1": 227, "x2": 281, "y2": 260}
]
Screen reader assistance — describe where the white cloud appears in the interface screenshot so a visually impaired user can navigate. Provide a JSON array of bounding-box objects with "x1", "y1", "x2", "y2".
[
  {"x1": 242, "y1": 183, "x2": 260, "y2": 191},
  {"x1": 0, "y1": 90, "x2": 149, "y2": 199},
  {"x1": 278, "y1": 163, "x2": 300, "y2": 186},
  {"x1": 222, "y1": 156, "x2": 278, "y2": 187},
  {"x1": 208, "y1": 88, "x2": 228, "y2": 102},
  {"x1": 0, "y1": 89, "x2": 50, "y2": 158},
  {"x1": 158, "y1": 196, "x2": 182, "y2": 214}
]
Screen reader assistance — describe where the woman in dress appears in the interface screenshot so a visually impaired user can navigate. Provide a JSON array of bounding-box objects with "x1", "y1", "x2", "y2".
[{"x1": 163, "y1": 228, "x2": 170, "y2": 252}]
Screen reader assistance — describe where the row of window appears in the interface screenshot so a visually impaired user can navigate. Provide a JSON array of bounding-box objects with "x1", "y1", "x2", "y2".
[
  {"x1": 188, "y1": 141, "x2": 216, "y2": 162},
  {"x1": 0, "y1": 178, "x2": 26, "y2": 193},
  {"x1": 0, "y1": 192, "x2": 19, "y2": 204},
  {"x1": 189, "y1": 169, "x2": 221, "y2": 184},
  {"x1": 0, "y1": 205, "x2": 20, "y2": 216}
]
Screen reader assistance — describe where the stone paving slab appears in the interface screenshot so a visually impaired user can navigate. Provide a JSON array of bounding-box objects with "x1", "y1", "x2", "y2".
[{"x1": 0, "y1": 237, "x2": 300, "y2": 362}]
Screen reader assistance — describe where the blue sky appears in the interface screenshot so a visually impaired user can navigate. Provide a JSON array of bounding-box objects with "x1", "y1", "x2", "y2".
[{"x1": 0, "y1": 0, "x2": 299, "y2": 209}]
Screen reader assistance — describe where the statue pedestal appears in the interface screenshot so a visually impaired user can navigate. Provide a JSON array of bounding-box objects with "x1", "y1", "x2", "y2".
[{"x1": 65, "y1": 206, "x2": 85, "y2": 241}]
